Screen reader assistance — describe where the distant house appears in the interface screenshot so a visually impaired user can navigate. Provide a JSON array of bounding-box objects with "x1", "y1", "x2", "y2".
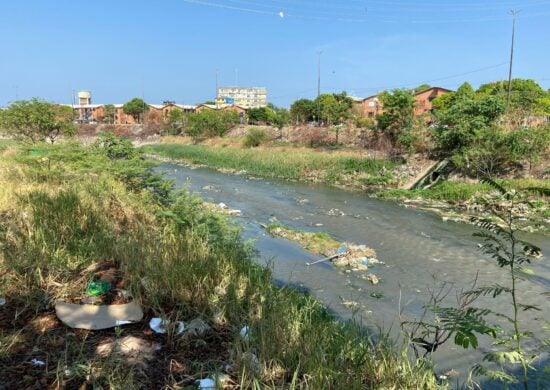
[
  {"x1": 355, "y1": 87, "x2": 452, "y2": 119},
  {"x1": 65, "y1": 94, "x2": 196, "y2": 125},
  {"x1": 358, "y1": 95, "x2": 381, "y2": 118},
  {"x1": 413, "y1": 87, "x2": 453, "y2": 116}
]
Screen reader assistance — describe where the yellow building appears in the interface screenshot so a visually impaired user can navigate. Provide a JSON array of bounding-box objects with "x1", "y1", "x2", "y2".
[{"x1": 216, "y1": 86, "x2": 267, "y2": 108}]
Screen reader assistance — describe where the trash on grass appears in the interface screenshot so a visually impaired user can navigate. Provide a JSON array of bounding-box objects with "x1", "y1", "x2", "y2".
[
  {"x1": 0, "y1": 297, "x2": 6, "y2": 306},
  {"x1": 55, "y1": 301, "x2": 143, "y2": 330},
  {"x1": 115, "y1": 320, "x2": 133, "y2": 326},
  {"x1": 85, "y1": 281, "x2": 111, "y2": 296},
  {"x1": 149, "y1": 317, "x2": 185, "y2": 335},
  {"x1": 240, "y1": 325, "x2": 250, "y2": 340},
  {"x1": 186, "y1": 318, "x2": 211, "y2": 337},
  {"x1": 96, "y1": 336, "x2": 160, "y2": 360},
  {"x1": 195, "y1": 378, "x2": 216, "y2": 389},
  {"x1": 81, "y1": 296, "x2": 102, "y2": 305},
  {"x1": 30, "y1": 358, "x2": 45, "y2": 366}
]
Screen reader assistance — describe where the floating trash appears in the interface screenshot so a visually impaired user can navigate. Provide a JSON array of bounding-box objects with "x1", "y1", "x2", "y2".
[{"x1": 0, "y1": 297, "x2": 6, "y2": 306}]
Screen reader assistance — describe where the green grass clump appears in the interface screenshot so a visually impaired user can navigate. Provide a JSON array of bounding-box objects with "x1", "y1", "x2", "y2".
[
  {"x1": 377, "y1": 181, "x2": 491, "y2": 202},
  {"x1": 0, "y1": 138, "x2": 16, "y2": 151},
  {"x1": 140, "y1": 143, "x2": 395, "y2": 189},
  {"x1": 378, "y1": 179, "x2": 550, "y2": 204},
  {"x1": 243, "y1": 127, "x2": 270, "y2": 148},
  {"x1": 266, "y1": 223, "x2": 341, "y2": 255},
  {"x1": 0, "y1": 138, "x2": 440, "y2": 389}
]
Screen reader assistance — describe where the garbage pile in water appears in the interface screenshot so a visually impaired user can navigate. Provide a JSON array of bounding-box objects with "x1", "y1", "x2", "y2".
[
  {"x1": 328, "y1": 243, "x2": 381, "y2": 272},
  {"x1": 264, "y1": 224, "x2": 384, "y2": 284}
]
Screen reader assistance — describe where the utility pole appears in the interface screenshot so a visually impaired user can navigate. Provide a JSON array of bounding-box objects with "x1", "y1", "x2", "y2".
[
  {"x1": 316, "y1": 51, "x2": 322, "y2": 125},
  {"x1": 215, "y1": 69, "x2": 219, "y2": 108},
  {"x1": 506, "y1": 9, "x2": 519, "y2": 112}
]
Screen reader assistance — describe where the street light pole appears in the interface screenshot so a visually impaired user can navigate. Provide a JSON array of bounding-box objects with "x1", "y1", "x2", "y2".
[
  {"x1": 506, "y1": 9, "x2": 519, "y2": 112},
  {"x1": 316, "y1": 50, "x2": 322, "y2": 125},
  {"x1": 215, "y1": 69, "x2": 219, "y2": 108}
]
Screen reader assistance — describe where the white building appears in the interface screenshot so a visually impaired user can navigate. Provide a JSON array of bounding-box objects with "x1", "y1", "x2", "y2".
[{"x1": 216, "y1": 86, "x2": 267, "y2": 108}]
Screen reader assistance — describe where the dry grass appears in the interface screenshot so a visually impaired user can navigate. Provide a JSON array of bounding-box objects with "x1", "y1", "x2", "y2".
[{"x1": 0, "y1": 140, "x2": 441, "y2": 389}]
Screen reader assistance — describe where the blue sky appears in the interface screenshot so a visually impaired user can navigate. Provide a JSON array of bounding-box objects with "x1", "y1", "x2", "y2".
[{"x1": 0, "y1": 0, "x2": 549, "y2": 107}]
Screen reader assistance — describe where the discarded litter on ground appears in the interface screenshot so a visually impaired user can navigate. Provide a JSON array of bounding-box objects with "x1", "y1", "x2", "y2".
[
  {"x1": 149, "y1": 317, "x2": 185, "y2": 335},
  {"x1": 240, "y1": 325, "x2": 250, "y2": 340},
  {"x1": 195, "y1": 378, "x2": 216, "y2": 389},
  {"x1": 30, "y1": 359, "x2": 46, "y2": 367},
  {"x1": 85, "y1": 281, "x2": 111, "y2": 296},
  {"x1": 55, "y1": 301, "x2": 143, "y2": 330}
]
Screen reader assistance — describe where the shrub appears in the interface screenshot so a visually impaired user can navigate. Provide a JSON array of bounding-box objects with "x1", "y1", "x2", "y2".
[{"x1": 243, "y1": 127, "x2": 269, "y2": 148}]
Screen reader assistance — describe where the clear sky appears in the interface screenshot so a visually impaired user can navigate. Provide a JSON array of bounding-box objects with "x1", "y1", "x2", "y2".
[{"x1": 0, "y1": 0, "x2": 549, "y2": 107}]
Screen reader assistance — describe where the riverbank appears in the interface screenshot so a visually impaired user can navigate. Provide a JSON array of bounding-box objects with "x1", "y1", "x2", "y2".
[
  {"x1": 140, "y1": 142, "x2": 398, "y2": 189},
  {"x1": 139, "y1": 142, "x2": 550, "y2": 234},
  {"x1": 0, "y1": 140, "x2": 439, "y2": 389}
]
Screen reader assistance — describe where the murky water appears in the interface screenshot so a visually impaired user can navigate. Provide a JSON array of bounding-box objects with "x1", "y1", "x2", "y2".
[{"x1": 158, "y1": 162, "x2": 549, "y2": 388}]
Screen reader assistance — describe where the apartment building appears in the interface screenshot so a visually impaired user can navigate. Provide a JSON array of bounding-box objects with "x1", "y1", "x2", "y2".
[{"x1": 216, "y1": 86, "x2": 267, "y2": 108}]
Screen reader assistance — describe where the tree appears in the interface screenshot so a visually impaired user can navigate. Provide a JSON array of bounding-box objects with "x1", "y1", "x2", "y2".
[
  {"x1": 247, "y1": 107, "x2": 271, "y2": 124},
  {"x1": 376, "y1": 89, "x2": 415, "y2": 149},
  {"x1": 477, "y1": 79, "x2": 545, "y2": 112},
  {"x1": 103, "y1": 104, "x2": 115, "y2": 124},
  {"x1": 164, "y1": 108, "x2": 186, "y2": 135},
  {"x1": 314, "y1": 92, "x2": 353, "y2": 127},
  {"x1": 403, "y1": 182, "x2": 549, "y2": 388},
  {"x1": 412, "y1": 84, "x2": 431, "y2": 93},
  {"x1": 271, "y1": 106, "x2": 290, "y2": 132},
  {"x1": 432, "y1": 84, "x2": 505, "y2": 152},
  {"x1": 0, "y1": 98, "x2": 76, "y2": 144},
  {"x1": 186, "y1": 109, "x2": 239, "y2": 142},
  {"x1": 290, "y1": 99, "x2": 316, "y2": 124},
  {"x1": 506, "y1": 125, "x2": 550, "y2": 171},
  {"x1": 123, "y1": 98, "x2": 149, "y2": 124}
]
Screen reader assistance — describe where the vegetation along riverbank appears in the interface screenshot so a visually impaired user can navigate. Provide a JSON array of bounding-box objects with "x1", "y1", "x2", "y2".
[
  {"x1": 140, "y1": 141, "x2": 550, "y2": 234},
  {"x1": 0, "y1": 137, "x2": 442, "y2": 389}
]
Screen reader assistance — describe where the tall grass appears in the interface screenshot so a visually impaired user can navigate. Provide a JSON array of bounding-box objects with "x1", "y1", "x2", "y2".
[
  {"x1": 0, "y1": 140, "x2": 440, "y2": 388},
  {"x1": 140, "y1": 143, "x2": 396, "y2": 189},
  {"x1": 378, "y1": 179, "x2": 550, "y2": 203}
]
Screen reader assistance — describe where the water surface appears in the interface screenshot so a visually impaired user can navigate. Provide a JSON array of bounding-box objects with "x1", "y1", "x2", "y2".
[{"x1": 158, "y1": 162, "x2": 549, "y2": 388}]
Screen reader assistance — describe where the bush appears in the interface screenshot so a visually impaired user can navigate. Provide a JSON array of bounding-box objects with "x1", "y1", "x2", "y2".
[
  {"x1": 186, "y1": 109, "x2": 240, "y2": 141},
  {"x1": 243, "y1": 127, "x2": 269, "y2": 148}
]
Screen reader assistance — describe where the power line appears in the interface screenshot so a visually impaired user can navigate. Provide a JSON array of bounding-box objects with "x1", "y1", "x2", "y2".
[
  {"x1": 342, "y1": 62, "x2": 509, "y2": 94},
  {"x1": 182, "y1": 0, "x2": 550, "y2": 23}
]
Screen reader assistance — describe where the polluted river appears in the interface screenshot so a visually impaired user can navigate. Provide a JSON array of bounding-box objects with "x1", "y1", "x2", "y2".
[{"x1": 157, "y1": 161, "x2": 550, "y2": 388}]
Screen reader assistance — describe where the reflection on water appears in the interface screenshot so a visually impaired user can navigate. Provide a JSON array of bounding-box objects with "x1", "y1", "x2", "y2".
[{"x1": 158, "y1": 162, "x2": 549, "y2": 388}]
